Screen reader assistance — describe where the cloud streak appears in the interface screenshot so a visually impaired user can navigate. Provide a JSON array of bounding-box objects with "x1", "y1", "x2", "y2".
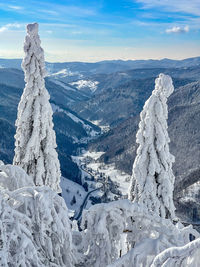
[
  {"x1": 0, "y1": 23, "x2": 22, "y2": 33},
  {"x1": 8, "y1": 5, "x2": 23, "y2": 10},
  {"x1": 136, "y1": 0, "x2": 200, "y2": 16},
  {"x1": 166, "y1": 25, "x2": 189, "y2": 34},
  {"x1": 0, "y1": 3, "x2": 24, "y2": 12}
]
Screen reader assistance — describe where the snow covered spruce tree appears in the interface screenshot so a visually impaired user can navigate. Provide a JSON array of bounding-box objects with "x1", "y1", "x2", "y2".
[
  {"x1": 129, "y1": 73, "x2": 175, "y2": 220},
  {"x1": 13, "y1": 23, "x2": 61, "y2": 192}
]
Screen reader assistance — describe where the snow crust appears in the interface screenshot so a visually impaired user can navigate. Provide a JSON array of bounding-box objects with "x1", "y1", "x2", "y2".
[
  {"x1": 13, "y1": 23, "x2": 61, "y2": 192},
  {"x1": 129, "y1": 73, "x2": 176, "y2": 220}
]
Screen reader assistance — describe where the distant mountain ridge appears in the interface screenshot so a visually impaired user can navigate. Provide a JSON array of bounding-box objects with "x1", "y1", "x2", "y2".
[
  {"x1": 0, "y1": 56, "x2": 200, "y2": 75},
  {"x1": 1, "y1": 57, "x2": 199, "y2": 96}
]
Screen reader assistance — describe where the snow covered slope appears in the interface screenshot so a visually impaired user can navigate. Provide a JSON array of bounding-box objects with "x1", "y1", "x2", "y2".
[
  {"x1": 60, "y1": 176, "x2": 87, "y2": 217},
  {"x1": 70, "y1": 80, "x2": 99, "y2": 93},
  {"x1": 51, "y1": 103, "x2": 100, "y2": 144},
  {"x1": 48, "y1": 68, "x2": 82, "y2": 78}
]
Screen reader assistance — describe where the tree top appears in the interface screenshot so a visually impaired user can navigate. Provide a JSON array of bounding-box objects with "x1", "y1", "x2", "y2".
[
  {"x1": 155, "y1": 73, "x2": 174, "y2": 98},
  {"x1": 27, "y1": 23, "x2": 38, "y2": 36}
]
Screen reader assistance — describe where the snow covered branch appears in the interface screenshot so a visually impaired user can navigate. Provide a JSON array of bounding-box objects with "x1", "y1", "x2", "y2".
[
  {"x1": 80, "y1": 199, "x2": 199, "y2": 267},
  {"x1": 0, "y1": 163, "x2": 34, "y2": 191},
  {"x1": 151, "y1": 237, "x2": 200, "y2": 267},
  {"x1": 0, "y1": 185, "x2": 75, "y2": 266},
  {"x1": 0, "y1": 192, "x2": 40, "y2": 266},
  {"x1": 80, "y1": 200, "x2": 130, "y2": 266}
]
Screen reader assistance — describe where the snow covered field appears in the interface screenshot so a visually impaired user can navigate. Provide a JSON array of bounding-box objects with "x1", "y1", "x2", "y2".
[
  {"x1": 73, "y1": 150, "x2": 130, "y2": 196},
  {"x1": 70, "y1": 79, "x2": 99, "y2": 92}
]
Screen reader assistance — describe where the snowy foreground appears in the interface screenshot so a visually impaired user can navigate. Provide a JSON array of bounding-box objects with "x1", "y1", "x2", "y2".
[
  {"x1": 0, "y1": 164, "x2": 74, "y2": 266},
  {"x1": 1, "y1": 22, "x2": 200, "y2": 266},
  {"x1": 0, "y1": 164, "x2": 200, "y2": 266}
]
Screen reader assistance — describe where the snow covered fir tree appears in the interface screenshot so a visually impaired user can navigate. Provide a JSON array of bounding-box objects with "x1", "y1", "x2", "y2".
[
  {"x1": 0, "y1": 22, "x2": 199, "y2": 266},
  {"x1": 129, "y1": 73, "x2": 176, "y2": 220},
  {"x1": 13, "y1": 23, "x2": 61, "y2": 193}
]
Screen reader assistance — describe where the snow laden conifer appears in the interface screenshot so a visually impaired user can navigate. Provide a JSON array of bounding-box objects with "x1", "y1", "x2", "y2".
[
  {"x1": 13, "y1": 23, "x2": 61, "y2": 192},
  {"x1": 129, "y1": 73, "x2": 175, "y2": 220}
]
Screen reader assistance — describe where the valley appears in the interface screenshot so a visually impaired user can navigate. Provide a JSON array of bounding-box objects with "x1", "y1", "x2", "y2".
[{"x1": 0, "y1": 57, "x2": 200, "y2": 226}]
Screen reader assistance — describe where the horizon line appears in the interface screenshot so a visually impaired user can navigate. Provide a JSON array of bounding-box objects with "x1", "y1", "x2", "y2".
[{"x1": 0, "y1": 55, "x2": 200, "y2": 64}]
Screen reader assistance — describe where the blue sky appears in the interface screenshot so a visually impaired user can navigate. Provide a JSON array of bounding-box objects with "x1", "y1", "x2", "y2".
[{"x1": 0, "y1": 0, "x2": 199, "y2": 62}]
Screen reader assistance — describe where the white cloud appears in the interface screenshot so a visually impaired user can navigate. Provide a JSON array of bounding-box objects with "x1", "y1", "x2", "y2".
[
  {"x1": 0, "y1": 26, "x2": 7, "y2": 33},
  {"x1": 166, "y1": 25, "x2": 189, "y2": 34},
  {"x1": 8, "y1": 5, "x2": 23, "y2": 10},
  {"x1": 0, "y1": 23, "x2": 22, "y2": 33}
]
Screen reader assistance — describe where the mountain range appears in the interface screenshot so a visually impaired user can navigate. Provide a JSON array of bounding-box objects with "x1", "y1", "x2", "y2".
[
  {"x1": 1, "y1": 56, "x2": 200, "y2": 74},
  {"x1": 0, "y1": 56, "x2": 200, "y2": 223}
]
